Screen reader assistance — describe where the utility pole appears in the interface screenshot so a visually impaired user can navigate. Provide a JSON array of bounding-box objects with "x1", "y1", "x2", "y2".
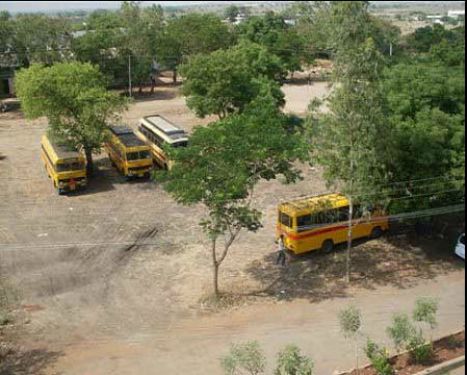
[
  {"x1": 128, "y1": 54, "x2": 132, "y2": 98},
  {"x1": 346, "y1": 154, "x2": 354, "y2": 284}
]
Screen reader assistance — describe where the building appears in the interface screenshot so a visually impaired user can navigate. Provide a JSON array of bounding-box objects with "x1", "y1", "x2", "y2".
[
  {"x1": 447, "y1": 10, "x2": 465, "y2": 18},
  {"x1": 0, "y1": 53, "x2": 20, "y2": 97}
]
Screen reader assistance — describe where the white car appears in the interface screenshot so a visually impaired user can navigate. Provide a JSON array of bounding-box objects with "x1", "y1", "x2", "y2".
[{"x1": 454, "y1": 233, "x2": 465, "y2": 260}]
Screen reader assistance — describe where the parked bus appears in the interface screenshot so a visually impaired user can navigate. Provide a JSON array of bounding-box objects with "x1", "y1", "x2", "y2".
[
  {"x1": 276, "y1": 193, "x2": 389, "y2": 254},
  {"x1": 104, "y1": 125, "x2": 153, "y2": 179},
  {"x1": 40, "y1": 134, "x2": 87, "y2": 194},
  {"x1": 135, "y1": 115, "x2": 188, "y2": 170}
]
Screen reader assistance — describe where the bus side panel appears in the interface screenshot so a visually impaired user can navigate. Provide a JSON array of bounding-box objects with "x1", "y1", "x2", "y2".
[
  {"x1": 41, "y1": 149, "x2": 59, "y2": 190},
  {"x1": 135, "y1": 129, "x2": 168, "y2": 169},
  {"x1": 106, "y1": 143, "x2": 126, "y2": 175}
]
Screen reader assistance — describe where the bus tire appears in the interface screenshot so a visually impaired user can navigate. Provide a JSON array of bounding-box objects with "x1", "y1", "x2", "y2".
[
  {"x1": 370, "y1": 227, "x2": 383, "y2": 239},
  {"x1": 321, "y1": 239, "x2": 334, "y2": 254}
]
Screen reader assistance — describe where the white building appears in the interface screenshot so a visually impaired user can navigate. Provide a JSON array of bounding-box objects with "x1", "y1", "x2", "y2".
[{"x1": 447, "y1": 10, "x2": 465, "y2": 18}]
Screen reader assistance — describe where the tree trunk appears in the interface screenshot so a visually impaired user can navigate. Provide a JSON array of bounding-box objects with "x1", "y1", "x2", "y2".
[
  {"x1": 172, "y1": 69, "x2": 177, "y2": 84},
  {"x1": 211, "y1": 239, "x2": 220, "y2": 298},
  {"x1": 346, "y1": 197, "x2": 353, "y2": 283},
  {"x1": 150, "y1": 79, "x2": 155, "y2": 94},
  {"x1": 138, "y1": 84, "x2": 143, "y2": 94},
  {"x1": 84, "y1": 147, "x2": 94, "y2": 176}
]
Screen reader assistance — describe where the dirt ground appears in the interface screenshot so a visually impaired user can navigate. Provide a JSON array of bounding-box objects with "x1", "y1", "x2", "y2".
[{"x1": 0, "y1": 81, "x2": 464, "y2": 374}]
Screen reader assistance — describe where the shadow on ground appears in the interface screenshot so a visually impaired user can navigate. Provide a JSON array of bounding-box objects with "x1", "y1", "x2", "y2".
[
  {"x1": 243, "y1": 232, "x2": 464, "y2": 303},
  {"x1": 0, "y1": 347, "x2": 62, "y2": 375},
  {"x1": 129, "y1": 89, "x2": 178, "y2": 102}
]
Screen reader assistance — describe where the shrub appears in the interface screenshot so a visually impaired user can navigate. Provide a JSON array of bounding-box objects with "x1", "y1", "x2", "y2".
[
  {"x1": 412, "y1": 297, "x2": 438, "y2": 329},
  {"x1": 364, "y1": 339, "x2": 393, "y2": 375},
  {"x1": 339, "y1": 306, "x2": 363, "y2": 370},
  {"x1": 386, "y1": 313, "x2": 416, "y2": 351},
  {"x1": 221, "y1": 341, "x2": 266, "y2": 375},
  {"x1": 274, "y1": 345, "x2": 313, "y2": 375},
  {"x1": 407, "y1": 331, "x2": 433, "y2": 364}
]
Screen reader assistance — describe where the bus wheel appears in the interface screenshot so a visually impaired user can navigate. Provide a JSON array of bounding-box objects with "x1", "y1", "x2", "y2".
[
  {"x1": 370, "y1": 227, "x2": 383, "y2": 239},
  {"x1": 321, "y1": 239, "x2": 334, "y2": 254}
]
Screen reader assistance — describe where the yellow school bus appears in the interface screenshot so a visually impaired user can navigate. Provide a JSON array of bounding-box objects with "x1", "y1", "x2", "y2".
[
  {"x1": 276, "y1": 193, "x2": 389, "y2": 254},
  {"x1": 104, "y1": 125, "x2": 153, "y2": 179},
  {"x1": 40, "y1": 134, "x2": 87, "y2": 194},
  {"x1": 135, "y1": 115, "x2": 188, "y2": 170}
]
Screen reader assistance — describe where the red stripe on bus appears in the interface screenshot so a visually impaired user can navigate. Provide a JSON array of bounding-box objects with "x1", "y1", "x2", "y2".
[{"x1": 286, "y1": 225, "x2": 349, "y2": 241}]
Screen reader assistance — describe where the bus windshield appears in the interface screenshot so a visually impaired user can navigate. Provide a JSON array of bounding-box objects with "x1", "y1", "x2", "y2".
[
  {"x1": 56, "y1": 161, "x2": 84, "y2": 172},
  {"x1": 127, "y1": 151, "x2": 151, "y2": 160},
  {"x1": 172, "y1": 141, "x2": 188, "y2": 148},
  {"x1": 279, "y1": 211, "x2": 292, "y2": 228}
]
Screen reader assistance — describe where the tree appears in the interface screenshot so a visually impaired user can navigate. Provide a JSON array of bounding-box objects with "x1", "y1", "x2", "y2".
[
  {"x1": 120, "y1": 1, "x2": 164, "y2": 94},
  {"x1": 339, "y1": 306, "x2": 363, "y2": 371},
  {"x1": 288, "y1": 1, "x2": 333, "y2": 56},
  {"x1": 225, "y1": 5, "x2": 240, "y2": 23},
  {"x1": 221, "y1": 341, "x2": 266, "y2": 375},
  {"x1": 274, "y1": 345, "x2": 314, "y2": 375},
  {"x1": 406, "y1": 24, "x2": 460, "y2": 53},
  {"x1": 382, "y1": 57, "x2": 465, "y2": 213},
  {"x1": 180, "y1": 41, "x2": 286, "y2": 118},
  {"x1": 10, "y1": 14, "x2": 73, "y2": 67},
  {"x1": 15, "y1": 62, "x2": 127, "y2": 175},
  {"x1": 236, "y1": 12, "x2": 313, "y2": 74},
  {"x1": 306, "y1": 2, "x2": 390, "y2": 283},
  {"x1": 71, "y1": 10, "x2": 127, "y2": 87},
  {"x1": 158, "y1": 96, "x2": 305, "y2": 297},
  {"x1": 157, "y1": 13, "x2": 233, "y2": 83}
]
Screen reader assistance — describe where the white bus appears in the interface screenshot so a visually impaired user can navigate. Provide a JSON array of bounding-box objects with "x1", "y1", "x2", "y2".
[{"x1": 135, "y1": 115, "x2": 188, "y2": 170}]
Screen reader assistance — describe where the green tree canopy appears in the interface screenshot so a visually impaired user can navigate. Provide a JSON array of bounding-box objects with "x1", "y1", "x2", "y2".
[
  {"x1": 180, "y1": 41, "x2": 286, "y2": 118},
  {"x1": 15, "y1": 62, "x2": 127, "y2": 174},
  {"x1": 120, "y1": 1, "x2": 164, "y2": 93},
  {"x1": 236, "y1": 11, "x2": 313, "y2": 74},
  {"x1": 159, "y1": 95, "x2": 306, "y2": 296},
  {"x1": 9, "y1": 14, "x2": 72, "y2": 66},
  {"x1": 71, "y1": 10, "x2": 127, "y2": 87},
  {"x1": 157, "y1": 13, "x2": 233, "y2": 82},
  {"x1": 307, "y1": 2, "x2": 391, "y2": 283},
  {"x1": 382, "y1": 60, "x2": 465, "y2": 212}
]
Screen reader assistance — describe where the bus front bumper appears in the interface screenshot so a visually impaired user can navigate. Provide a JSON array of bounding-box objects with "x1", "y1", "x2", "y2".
[{"x1": 58, "y1": 178, "x2": 87, "y2": 192}]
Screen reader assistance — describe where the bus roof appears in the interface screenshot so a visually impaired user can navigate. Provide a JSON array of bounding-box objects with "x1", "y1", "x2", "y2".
[
  {"x1": 140, "y1": 115, "x2": 188, "y2": 143},
  {"x1": 279, "y1": 193, "x2": 349, "y2": 216},
  {"x1": 109, "y1": 125, "x2": 147, "y2": 148},
  {"x1": 41, "y1": 134, "x2": 82, "y2": 162}
]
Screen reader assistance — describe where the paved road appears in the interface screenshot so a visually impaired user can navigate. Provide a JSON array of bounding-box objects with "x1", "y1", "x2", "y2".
[{"x1": 44, "y1": 268, "x2": 465, "y2": 375}]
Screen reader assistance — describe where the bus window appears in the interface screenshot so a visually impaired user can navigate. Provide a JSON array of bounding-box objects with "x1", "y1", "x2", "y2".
[
  {"x1": 335, "y1": 206, "x2": 348, "y2": 222},
  {"x1": 172, "y1": 141, "x2": 188, "y2": 148},
  {"x1": 279, "y1": 212, "x2": 292, "y2": 228},
  {"x1": 297, "y1": 214, "x2": 313, "y2": 232}
]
